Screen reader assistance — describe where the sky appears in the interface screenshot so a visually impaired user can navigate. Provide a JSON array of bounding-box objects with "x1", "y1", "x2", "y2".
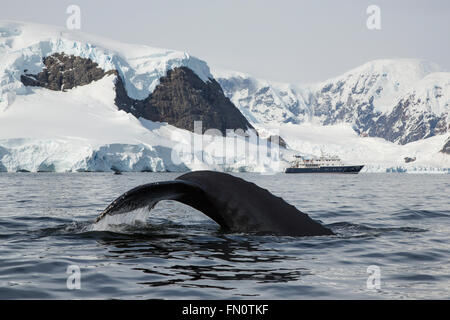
[{"x1": 1, "y1": 0, "x2": 449, "y2": 83}]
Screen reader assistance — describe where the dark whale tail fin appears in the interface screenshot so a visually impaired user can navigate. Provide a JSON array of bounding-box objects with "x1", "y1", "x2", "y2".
[
  {"x1": 96, "y1": 171, "x2": 334, "y2": 237},
  {"x1": 96, "y1": 179, "x2": 224, "y2": 226}
]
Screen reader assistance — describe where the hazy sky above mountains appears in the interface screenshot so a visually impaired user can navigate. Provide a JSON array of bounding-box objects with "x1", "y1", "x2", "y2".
[{"x1": 1, "y1": 0, "x2": 449, "y2": 83}]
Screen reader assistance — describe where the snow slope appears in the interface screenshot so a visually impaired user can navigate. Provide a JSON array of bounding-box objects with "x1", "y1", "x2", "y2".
[
  {"x1": 216, "y1": 60, "x2": 450, "y2": 172},
  {"x1": 0, "y1": 21, "x2": 282, "y2": 173},
  {"x1": 214, "y1": 69, "x2": 310, "y2": 125},
  {"x1": 0, "y1": 20, "x2": 212, "y2": 110},
  {"x1": 215, "y1": 59, "x2": 445, "y2": 123},
  {"x1": 0, "y1": 21, "x2": 448, "y2": 173},
  {"x1": 0, "y1": 74, "x2": 175, "y2": 172},
  {"x1": 0, "y1": 73, "x2": 283, "y2": 173},
  {"x1": 259, "y1": 123, "x2": 449, "y2": 173},
  {"x1": 309, "y1": 59, "x2": 443, "y2": 114},
  {"x1": 215, "y1": 59, "x2": 449, "y2": 145}
]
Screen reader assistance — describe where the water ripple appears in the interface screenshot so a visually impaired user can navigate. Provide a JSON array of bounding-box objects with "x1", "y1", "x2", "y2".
[{"x1": 0, "y1": 173, "x2": 449, "y2": 299}]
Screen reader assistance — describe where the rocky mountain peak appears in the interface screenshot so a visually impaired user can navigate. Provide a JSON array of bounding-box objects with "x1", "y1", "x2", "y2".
[
  {"x1": 20, "y1": 53, "x2": 253, "y2": 135},
  {"x1": 215, "y1": 59, "x2": 449, "y2": 145},
  {"x1": 21, "y1": 53, "x2": 117, "y2": 91}
]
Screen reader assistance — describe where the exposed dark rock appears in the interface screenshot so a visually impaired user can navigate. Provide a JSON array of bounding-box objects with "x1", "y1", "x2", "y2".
[
  {"x1": 116, "y1": 67, "x2": 253, "y2": 134},
  {"x1": 218, "y1": 70, "x2": 448, "y2": 146},
  {"x1": 404, "y1": 157, "x2": 416, "y2": 163},
  {"x1": 21, "y1": 53, "x2": 253, "y2": 135},
  {"x1": 20, "y1": 53, "x2": 116, "y2": 91},
  {"x1": 267, "y1": 135, "x2": 288, "y2": 148},
  {"x1": 368, "y1": 96, "x2": 448, "y2": 144},
  {"x1": 311, "y1": 85, "x2": 382, "y2": 132},
  {"x1": 313, "y1": 83, "x2": 448, "y2": 145},
  {"x1": 441, "y1": 138, "x2": 450, "y2": 154}
]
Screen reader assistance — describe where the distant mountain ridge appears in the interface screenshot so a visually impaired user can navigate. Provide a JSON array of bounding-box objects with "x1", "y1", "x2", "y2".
[
  {"x1": 215, "y1": 59, "x2": 449, "y2": 145},
  {"x1": 0, "y1": 20, "x2": 448, "y2": 173}
]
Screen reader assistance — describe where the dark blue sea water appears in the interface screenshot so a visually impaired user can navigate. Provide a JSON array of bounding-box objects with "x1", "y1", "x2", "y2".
[{"x1": 0, "y1": 172, "x2": 449, "y2": 299}]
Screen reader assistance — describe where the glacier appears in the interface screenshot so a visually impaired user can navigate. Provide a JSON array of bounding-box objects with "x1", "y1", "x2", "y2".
[
  {"x1": 214, "y1": 59, "x2": 450, "y2": 172},
  {"x1": 0, "y1": 71, "x2": 284, "y2": 173},
  {"x1": 0, "y1": 21, "x2": 449, "y2": 173}
]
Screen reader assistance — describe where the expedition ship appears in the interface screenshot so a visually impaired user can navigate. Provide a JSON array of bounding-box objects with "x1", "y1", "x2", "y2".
[{"x1": 285, "y1": 154, "x2": 364, "y2": 174}]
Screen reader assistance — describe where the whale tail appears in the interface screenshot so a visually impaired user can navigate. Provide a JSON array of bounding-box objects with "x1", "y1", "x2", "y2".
[{"x1": 96, "y1": 171, "x2": 334, "y2": 237}]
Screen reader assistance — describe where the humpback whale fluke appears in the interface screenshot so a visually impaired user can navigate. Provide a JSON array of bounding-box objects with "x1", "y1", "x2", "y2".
[{"x1": 96, "y1": 171, "x2": 334, "y2": 237}]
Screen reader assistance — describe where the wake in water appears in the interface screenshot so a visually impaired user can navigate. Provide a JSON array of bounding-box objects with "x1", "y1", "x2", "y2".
[
  {"x1": 326, "y1": 222, "x2": 427, "y2": 238},
  {"x1": 37, "y1": 214, "x2": 428, "y2": 241},
  {"x1": 89, "y1": 208, "x2": 153, "y2": 232},
  {"x1": 2, "y1": 173, "x2": 447, "y2": 299}
]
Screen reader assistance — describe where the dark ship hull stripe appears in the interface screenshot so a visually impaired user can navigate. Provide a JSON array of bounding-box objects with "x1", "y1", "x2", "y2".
[{"x1": 285, "y1": 165, "x2": 364, "y2": 174}]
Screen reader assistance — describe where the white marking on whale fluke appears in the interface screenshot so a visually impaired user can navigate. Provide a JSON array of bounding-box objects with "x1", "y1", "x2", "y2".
[{"x1": 89, "y1": 208, "x2": 151, "y2": 232}]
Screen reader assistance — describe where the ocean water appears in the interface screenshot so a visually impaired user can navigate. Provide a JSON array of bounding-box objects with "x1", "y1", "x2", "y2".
[{"x1": 0, "y1": 172, "x2": 449, "y2": 299}]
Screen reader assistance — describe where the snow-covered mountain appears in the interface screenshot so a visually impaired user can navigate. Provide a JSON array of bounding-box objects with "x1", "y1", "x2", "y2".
[
  {"x1": 0, "y1": 21, "x2": 212, "y2": 107},
  {"x1": 0, "y1": 21, "x2": 448, "y2": 173},
  {"x1": 214, "y1": 69, "x2": 310, "y2": 125},
  {"x1": 214, "y1": 59, "x2": 450, "y2": 145},
  {"x1": 0, "y1": 21, "x2": 268, "y2": 173}
]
